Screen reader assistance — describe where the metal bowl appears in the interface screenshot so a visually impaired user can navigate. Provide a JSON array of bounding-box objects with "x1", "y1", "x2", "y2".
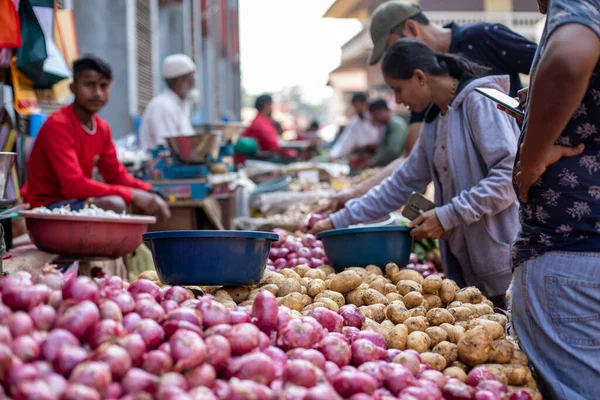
[
  {"x1": 20, "y1": 211, "x2": 156, "y2": 258},
  {"x1": 166, "y1": 134, "x2": 221, "y2": 164}
]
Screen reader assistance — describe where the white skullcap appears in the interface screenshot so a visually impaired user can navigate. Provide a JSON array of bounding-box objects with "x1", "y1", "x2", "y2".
[{"x1": 162, "y1": 54, "x2": 196, "y2": 79}]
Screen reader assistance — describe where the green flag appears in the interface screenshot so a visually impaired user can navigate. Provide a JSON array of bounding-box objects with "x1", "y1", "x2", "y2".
[{"x1": 16, "y1": 0, "x2": 71, "y2": 89}]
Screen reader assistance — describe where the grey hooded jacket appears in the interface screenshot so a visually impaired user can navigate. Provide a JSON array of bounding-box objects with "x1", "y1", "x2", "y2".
[{"x1": 331, "y1": 75, "x2": 519, "y2": 297}]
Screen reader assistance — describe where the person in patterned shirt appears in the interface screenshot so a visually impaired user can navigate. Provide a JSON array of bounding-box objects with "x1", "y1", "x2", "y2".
[{"x1": 510, "y1": 0, "x2": 600, "y2": 398}]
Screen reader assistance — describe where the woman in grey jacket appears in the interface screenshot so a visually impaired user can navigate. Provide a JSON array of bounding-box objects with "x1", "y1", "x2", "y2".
[{"x1": 313, "y1": 39, "x2": 520, "y2": 307}]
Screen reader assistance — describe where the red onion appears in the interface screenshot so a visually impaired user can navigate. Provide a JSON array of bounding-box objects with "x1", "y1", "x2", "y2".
[
  {"x1": 43, "y1": 372, "x2": 68, "y2": 398},
  {"x1": 12, "y1": 334, "x2": 40, "y2": 362},
  {"x1": 7, "y1": 311, "x2": 34, "y2": 337},
  {"x1": 386, "y1": 349, "x2": 401, "y2": 362},
  {"x1": 88, "y1": 319, "x2": 126, "y2": 349},
  {"x1": 276, "y1": 317, "x2": 325, "y2": 351},
  {"x1": 467, "y1": 367, "x2": 499, "y2": 387},
  {"x1": 52, "y1": 345, "x2": 88, "y2": 377},
  {"x1": 159, "y1": 342, "x2": 171, "y2": 355},
  {"x1": 92, "y1": 344, "x2": 132, "y2": 380},
  {"x1": 229, "y1": 352, "x2": 276, "y2": 385},
  {"x1": 204, "y1": 323, "x2": 231, "y2": 337},
  {"x1": 297, "y1": 247, "x2": 312, "y2": 259},
  {"x1": 318, "y1": 334, "x2": 351, "y2": 367},
  {"x1": 0, "y1": 325, "x2": 10, "y2": 347},
  {"x1": 156, "y1": 386, "x2": 192, "y2": 400},
  {"x1": 123, "y1": 312, "x2": 142, "y2": 331},
  {"x1": 133, "y1": 318, "x2": 165, "y2": 349},
  {"x1": 338, "y1": 305, "x2": 366, "y2": 328},
  {"x1": 278, "y1": 247, "x2": 290, "y2": 259},
  {"x1": 11, "y1": 379, "x2": 56, "y2": 400},
  {"x1": 7, "y1": 362, "x2": 39, "y2": 387},
  {"x1": 188, "y1": 386, "x2": 218, "y2": 400},
  {"x1": 274, "y1": 258, "x2": 288, "y2": 269},
  {"x1": 42, "y1": 329, "x2": 78, "y2": 361},
  {"x1": 198, "y1": 300, "x2": 231, "y2": 328},
  {"x1": 420, "y1": 370, "x2": 448, "y2": 388},
  {"x1": 0, "y1": 343, "x2": 12, "y2": 380},
  {"x1": 301, "y1": 234, "x2": 317, "y2": 247},
  {"x1": 163, "y1": 286, "x2": 190, "y2": 304},
  {"x1": 49, "y1": 290, "x2": 62, "y2": 309},
  {"x1": 33, "y1": 265, "x2": 65, "y2": 290},
  {"x1": 128, "y1": 279, "x2": 160, "y2": 301},
  {"x1": 60, "y1": 384, "x2": 101, "y2": 400},
  {"x1": 262, "y1": 346, "x2": 287, "y2": 377},
  {"x1": 442, "y1": 381, "x2": 476, "y2": 400},
  {"x1": 230, "y1": 308, "x2": 252, "y2": 324},
  {"x1": 105, "y1": 382, "x2": 123, "y2": 399},
  {"x1": 351, "y1": 339, "x2": 386, "y2": 366},
  {"x1": 163, "y1": 320, "x2": 204, "y2": 338},
  {"x1": 357, "y1": 361, "x2": 389, "y2": 387},
  {"x1": 170, "y1": 329, "x2": 206, "y2": 372},
  {"x1": 224, "y1": 322, "x2": 261, "y2": 355},
  {"x1": 343, "y1": 326, "x2": 361, "y2": 343},
  {"x1": 186, "y1": 363, "x2": 215, "y2": 389},
  {"x1": 32, "y1": 360, "x2": 53, "y2": 377},
  {"x1": 475, "y1": 391, "x2": 502, "y2": 400},
  {"x1": 158, "y1": 371, "x2": 188, "y2": 391},
  {"x1": 98, "y1": 275, "x2": 123, "y2": 292},
  {"x1": 117, "y1": 333, "x2": 146, "y2": 364},
  {"x1": 310, "y1": 258, "x2": 324, "y2": 268},
  {"x1": 56, "y1": 300, "x2": 99, "y2": 338},
  {"x1": 3, "y1": 284, "x2": 50, "y2": 312},
  {"x1": 252, "y1": 291, "x2": 278, "y2": 334},
  {"x1": 476, "y1": 380, "x2": 509, "y2": 397},
  {"x1": 69, "y1": 361, "x2": 111, "y2": 396},
  {"x1": 228, "y1": 377, "x2": 275, "y2": 399},
  {"x1": 141, "y1": 350, "x2": 173, "y2": 375},
  {"x1": 384, "y1": 365, "x2": 415, "y2": 395},
  {"x1": 62, "y1": 276, "x2": 98, "y2": 303},
  {"x1": 305, "y1": 384, "x2": 344, "y2": 400},
  {"x1": 0, "y1": 303, "x2": 10, "y2": 320},
  {"x1": 509, "y1": 391, "x2": 533, "y2": 400},
  {"x1": 0, "y1": 274, "x2": 32, "y2": 293},
  {"x1": 331, "y1": 370, "x2": 378, "y2": 397},
  {"x1": 166, "y1": 308, "x2": 203, "y2": 326},
  {"x1": 29, "y1": 304, "x2": 56, "y2": 331},
  {"x1": 307, "y1": 307, "x2": 343, "y2": 333},
  {"x1": 204, "y1": 334, "x2": 231, "y2": 371},
  {"x1": 135, "y1": 298, "x2": 166, "y2": 323},
  {"x1": 161, "y1": 300, "x2": 179, "y2": 313},
  {"x1": 282, "y1": 359, "x2": 318, "y2": 388},
  {"x1": 99, "y1": 299, "x2": 123, "y2": 322},
  {"x1": 356, "y1": 330, "x2": 387, "y2": 350},
  {"x1": 109, "y1": 292, "x2": 135, "y2": 314},
  {"x1": 121, "y1": 368, "x2": 158, "y2": 394}
]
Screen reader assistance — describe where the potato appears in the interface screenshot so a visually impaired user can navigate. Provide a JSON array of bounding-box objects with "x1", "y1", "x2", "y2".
[
  {"x1": 239, "y1": 300, "x2": 254, "y2": 308},
  {"x1": 289, "y1": 310, "x2": 303, "y2": 319},
  {"x1": 138, "y1": 270, "x2": 159, "y2": 281},
  {"x1": 451, "y1": 361, "x2": 469, "y2": 371},
  {"x1": 448, "y1": 306, "x2": 474, "y2": 322},
  {"x1": 457, "y1": 326, "x2": 492, "y2": 366},
  {"x1": 315, "y1": 290, "x2": 345, "y2": 308},
  {"x1": 488, "y1": 339, "x2": 514, "y2": 364},
  {"x1": 300, "y1": 294, "x2": 313, "y2": 308},
  {"x1": 408, "y1": 306, "x2": 427, "y2": 318},
  {"x1": 481, "y1": 313, "x2": 508, "y2": 328},
  {"x1": 277, "y1": 292, "x2": 304, "y2": 311},
  {"x1": 299, "y1": 277, "x2": 312, "y2": 287},
  {"x1": 385, "y1": 262, "x2": 401, "y2": 279},
  {"x1": 425, "y1": 327, "x2": 448, "y2": 347},
  {"x1": 316, "y1": 297, "x2": 339, "y2": 312},
  {"x1": 455, "y1": 321, "x2": 469, "y2": 330},
  {"x1": 381, "y1": 320, "x2": 394, "y2": 331},
  {"x1": 387, "y1": 324, "x2": 408, "y2": 350},
  {"x1": 384, "y1": 283, "x2": 397, "y2": 295},
  {"x1": 385, "y1": 302, "x2": 410, "y2": 324},
  {"x1": 302, "y1": 269, "x2": 324, "y2": 281},
  {"x1": 358, "y1": 282, "x2": 369, "y2": 290},
  {"x1": 395, "y1": 269, "x2": 424, "y2": 284},
  {"x1": 386, "y1": 293, "x2": 403, "y2": 303},
  {"x1": 362, "y1": 289, "x2": 389, "y2": 306},
  {"x1": 426, "y1": 308, "x2": 455, "y2": 326},
  {"x1": 305, "y1": 280, "x2": 325, "y2": 298},
  {"x1": 324, "y1": 279, "x2": 332, "y2": 289},
  {"x1": 214, "y1": 290, "x2": 234, "y2": 301},
  {"x1": 397, "y1": 280, "x2": 423, "y2": 296},
  {"x1": 366, "y1": 304, "x2": 386, "y2": 324},
  {"x1": 439, "y1": 279, "x2": 458, "y2": 304},
  {"x1": 447, "y1": 301, "x2": 463, "y2": 309},
  {"x1": 301, "y1": 286, "x2": 308, "y2": 295},
  {"x1": 280, "y1": 269, "x2": 301, "y2": 282},
  {"x1": 506, "y1": 364, "x2": 532, "y2": 386},
  {"x1": 258, "y1": 284, "x2": 279, "y2": 296},
  {"x1": 362, "y1": 318, "x2": 390, "y2": 338},
  {"x1": 368, "y1": 277, "x2": 387, "y2": 294},
  {"x1": 511, "y1": 350, "x2": 529, "y2": 366},
  {"x1": 481, "y1": 364, "x2": 509, "y2": 385},
  {"x1": 277, "y1": 279, "x2": 302, "y2": 297},
  {"x1": 346, "y1": 289, "x2": 366, "y2": 307},
  {"x1": 366, "y1": 265, "x2": 383, "y2": 276},
  {"x1": 403, "y1": 292, "x2": 424, "y2": 309},
  {"x1": 329, "y1": 270, "x2": 362, "y2": 294},
  {"x1": 432, "y1": 341, "x2": 458, "y2": 365},
  {"x1": 422, "y1": 275, "x2": 443, "y2": 294},
  {"x1": 470, "y1": 318, "x2": 505, "y2": 341},
  {"x1": 294, "y1": 264, "x2": 310, "y2": 278},
  {"x1": 440, "y1": 323, "x2": 465, "y2": 344},
  {"x1": 217, "y1": 299, "x2": 237, "y2": 309},
  {"x1": 482, "y1": 299, "x2": 494, "y2": 308},
  {"x1": 424, "y1": 294, "x2": 442, "y2": 310},
  {"x1": 406, "y1": 331, "x2": 431, "y2": 353},
  {"x1": 346, "y1": 267, "x2": 368, "y2": 280},
  {"x1": 474, "y1": 304, "x2": 494, "y2": 317},
  {"x1": 455, "y1": 287, "x2": 484, "y2": 304},
  {"x1": 403, "y1": 316, "x2": 428, "y2": 333},
  {"x1": 222, "y1": 286, "x2": 250, "y2": 304},
  {"x1": 260, "y1": 271, "x2": 286, "y2": 287},
  {"x1": 302, "y1": 302, "x2": 328, "y2": 313},
  {"x1": 443, "y1": 367, "x2": 467, "y2": 382},
  {"x1": 420, "y1": 352, "x2": 447, "y2": 371},
  {"x1": 317, "y1": 265, "x2": 335, "y2": 276}
]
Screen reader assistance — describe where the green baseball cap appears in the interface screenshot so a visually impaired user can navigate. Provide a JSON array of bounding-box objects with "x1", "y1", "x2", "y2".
[{"x1": 368, "y1": 1, "x2": 421, "y2": 65}]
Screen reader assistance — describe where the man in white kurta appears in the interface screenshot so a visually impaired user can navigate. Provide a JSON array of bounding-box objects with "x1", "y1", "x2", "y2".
[{"x1": 139, "y1": 54, "x2": 199, "y2": 151}]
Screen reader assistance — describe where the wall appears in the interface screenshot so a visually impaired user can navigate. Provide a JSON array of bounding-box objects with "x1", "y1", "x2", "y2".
[
  {"x1": 512, "y1": 0, "x2": 541, "y2": 12},
  {"x1": 72, "y1": 0, "x2": 132, "y2": 138},
  {"x1": 158, "y1": 3, "x2": 186, "y2": 92},
  {"x1": 420, "y1": 0, "x2": 484, "y2": 11}
]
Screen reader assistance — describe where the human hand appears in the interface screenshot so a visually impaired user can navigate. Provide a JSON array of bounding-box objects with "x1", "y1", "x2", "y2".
[
  {"x1": 407, "y1": 210, "x2": 445, "y2": 240},
  {"x1": 132, "y1": 189, "x2": 171, "y2": 223},
  {"x1": 315, "y1": 190, "x2": 355, "y2": 214},
  {"x1": 310, "y1": 218, "x2": 334, "y2": 234},
  {"x1": 496, "y1": 86, "x2": 528, "y2": 122},
  {"x1": 514, "y1": 143, "x2": 585, "y2": 202}
]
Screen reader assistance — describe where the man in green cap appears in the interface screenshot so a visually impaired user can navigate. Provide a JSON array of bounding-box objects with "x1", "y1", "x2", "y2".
[{"x1": 319, "y1": 1, "x2": 538, "y2": 214}]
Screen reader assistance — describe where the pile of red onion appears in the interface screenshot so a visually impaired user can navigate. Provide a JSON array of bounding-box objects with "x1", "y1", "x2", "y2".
[
  {"x1": 0, "y1": 266, "x2": 533, "y2": 399},
  {"x1": 267, "y1": 229, "x2": 328, "y2": 271}
]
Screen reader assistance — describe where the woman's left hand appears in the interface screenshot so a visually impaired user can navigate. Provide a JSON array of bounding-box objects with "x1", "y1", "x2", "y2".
[{"x1": 407, "y1": 210, "x2": 445, "y2": 240}]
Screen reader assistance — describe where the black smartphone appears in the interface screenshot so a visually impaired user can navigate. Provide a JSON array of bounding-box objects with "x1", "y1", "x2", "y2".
[
  {"x1": 475, "y1": 87, "x2": 524, "y2": 118},
  {"x1": 402, "y1": 192, "x2": 437, "y2": 221}
]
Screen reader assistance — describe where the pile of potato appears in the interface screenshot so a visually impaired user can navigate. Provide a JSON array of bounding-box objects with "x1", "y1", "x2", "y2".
[{"x1": 192, "y1": 263, "x2": 539, "y2": 399}]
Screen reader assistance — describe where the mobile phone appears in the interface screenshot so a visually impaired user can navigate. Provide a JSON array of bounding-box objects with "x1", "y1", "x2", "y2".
[
  {"x1": 402, "y1": 192, "x2": 437, "y2": 221},
  {"x1": 475, "y1": 87, "x2": 524, "y2": 118}
]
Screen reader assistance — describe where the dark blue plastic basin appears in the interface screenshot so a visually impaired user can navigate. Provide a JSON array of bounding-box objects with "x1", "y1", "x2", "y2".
[
  {"x1": 317, "y1": 226, "x2": 412, "y2": 272},
  {"x1": 143, "y1": 230, "x2": 278, "y2": 286}
]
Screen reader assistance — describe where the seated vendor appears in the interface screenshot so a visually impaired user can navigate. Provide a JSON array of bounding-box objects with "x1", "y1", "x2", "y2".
[
  {"x1": 22, "y1": 55, "x2": 170, "y2": 222},
  {"x1": 368, "y1": 99, "x2": 409, "y2": 168}
]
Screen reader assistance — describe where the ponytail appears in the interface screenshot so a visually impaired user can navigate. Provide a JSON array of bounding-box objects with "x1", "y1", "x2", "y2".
[{"x1": 382, "y1": 39, "x2": 490, "y2": 80}]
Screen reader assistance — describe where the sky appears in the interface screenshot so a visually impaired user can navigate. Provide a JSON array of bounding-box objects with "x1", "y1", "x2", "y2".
[{"x1": 239, "y1": 0, "x2": 363, "y2": 105}]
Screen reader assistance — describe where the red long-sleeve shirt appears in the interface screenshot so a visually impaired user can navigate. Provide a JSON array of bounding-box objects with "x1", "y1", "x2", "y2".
[
  {"x1": 242, "y1": 114, "x2": 280, "y2": 152},
  {"x1": 22, "y1": 104, "x2": 151, "y2": 208}
]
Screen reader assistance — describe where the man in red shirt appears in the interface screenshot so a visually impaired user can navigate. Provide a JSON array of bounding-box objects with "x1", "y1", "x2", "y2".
[{"x1": 23, "y1": 55, "x2": 170, "y2": 222}]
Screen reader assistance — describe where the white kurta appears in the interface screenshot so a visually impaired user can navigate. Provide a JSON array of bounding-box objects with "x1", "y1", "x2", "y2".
[
  {"x1": 139, "y1": 89, "x2": 195, "y2": 150},
  {"x1": 329, "y1": 114, "x2": 382, "y2": 160}
]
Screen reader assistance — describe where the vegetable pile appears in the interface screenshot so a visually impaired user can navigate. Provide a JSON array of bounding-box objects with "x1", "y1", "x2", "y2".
[{"x1": 0, "y1": 259, "x2": 540, "y2": 399}]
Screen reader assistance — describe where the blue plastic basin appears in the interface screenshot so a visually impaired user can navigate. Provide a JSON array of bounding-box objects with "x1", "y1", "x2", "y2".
[
  {"x1": 143, "y1": 230, "x2": 278, "y2": 286},
  {"x1": 317, "y1": 226, "x2": 412, "y2": 272}
]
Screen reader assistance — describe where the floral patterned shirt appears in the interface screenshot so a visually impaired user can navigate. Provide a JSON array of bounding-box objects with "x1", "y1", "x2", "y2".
[{"x1": 513, "y1": 0, "x2": 600, "y2": 266}]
